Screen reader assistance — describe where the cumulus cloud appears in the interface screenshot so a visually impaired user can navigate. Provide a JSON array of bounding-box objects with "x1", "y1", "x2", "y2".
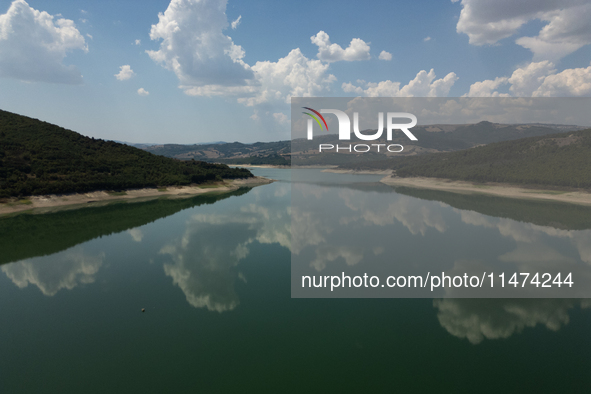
[
  {"x1": 455, "y1": 0, "x2": 591, "y2": 61},
  {"x1": 137, "y1": 88, "x2": 149, "y2": 96},
  {"x1": 231, "y1": 15, "x2": 241, "y2": 29},
  {"x1": 465, "y1": 61, "x2": 591, "y2": 97},
  {"x1": 134, "y1": 39, "x2": 141, "y2": 45},
  {"x1": 147, "y1": 0, "x2": 254, "y2": 96},
  {"x1": 533, "y1": 63, "x2": 591, "y2": 96},
  {"x1": 0, "y1": 0, "x2": 87, "y2": 84},
  {"x1": 463, "y1": 77, "x2": 510, "y2": 97},
  {"x1": 342, "y1": 69, "x2": 458, "y2": 97},
  {"x1": 423, "y1": 36, "x2": 431, "y2": 42},
  {"x1": 237, "y1": 48, "x2": 336, "y2": 106},
  {"x1": 311, "y1": 30, "x2": 371, "y2": 62},
  {"x1": 115, "y1": 64, "x2": 135, "y2": 80},
  {"x1": 378, "y1": 50, "x2": 392, "y2": 61}
]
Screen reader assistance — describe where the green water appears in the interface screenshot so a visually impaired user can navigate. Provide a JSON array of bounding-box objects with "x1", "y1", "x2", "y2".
[{"x1": 0, "y1": 168, "x2": 590, "y2": 393}]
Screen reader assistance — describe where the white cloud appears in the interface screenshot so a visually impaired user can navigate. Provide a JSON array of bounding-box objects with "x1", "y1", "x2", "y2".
[
  {"x1": 508, "y1": 60, "x2": 556, "y2": 96},
  {"x1": 534, "y1": 63, "x2": 591, "y2": 96},
  {"x1": 378, "y1": 50, "x2": 392, "y2": 61},
  {"x1": 231, "y1": 15, "x2": 241, "y2": 29},
  {"x1": 115, "y1": 64, "x2": 135, "y2": 81},
  {"x1": 465, "y1": 61, "x2": 591, "y2": 97},
  {"x1": 0, "y1": 0, "x2": 87, "y2": 84},
  {"x1": 463, "y1": 77, "x2": 509, "y2": 97},
  {"x1": 86, "y1": 33, "x2": 93, "y2": 40},
  {"x1": 147, "y1": 0, "x2": 254, "y2": 96},
  {"x1": 273, "y1": 112, "x2": 288, "y2": 124},
  {"x1": 455, "y1": 0, "x2": 591, "y2": 61},
  {"x1": 423, "y1": 36, "x2": 431, "y2": 42},
  {"x1": 134, "y1": 39, "x2": 141, "y2": 45},
  {"x1": 137, "y1": 88, "x2": 149, "y2": 96},
  {"x1": 311, "y1": 30, "x2": 371, "y2": 62},
  {"x1": 342, "y1": 69, "x2": 458, "y2": 97},
  {"x1": 238, "y1": 48, "x2": 336, "y2": 106}
]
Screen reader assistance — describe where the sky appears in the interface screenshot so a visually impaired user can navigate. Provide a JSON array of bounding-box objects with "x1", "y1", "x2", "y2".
[{"x1": 0, "y1": 0, "x2": 590, "y2": 143}]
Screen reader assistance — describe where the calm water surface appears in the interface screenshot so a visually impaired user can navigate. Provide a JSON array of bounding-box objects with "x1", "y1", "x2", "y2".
[{"x1": 0, "y1": 168, "x2": 590, "y2": 393}]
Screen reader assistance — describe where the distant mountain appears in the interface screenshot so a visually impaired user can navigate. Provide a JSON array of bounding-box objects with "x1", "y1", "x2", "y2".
[
  {"x1": 340, "y1": 128, "x2": 591, "y2": 190},
  {"x1": 145, "y1": 140, "x2": 290, "y2": 163},
  {"x1": 0, "y1": 110, "x2": 252, "y2": 198},
  {"x1": 144, "y1": 122, "x2": 583, "y2": 166}
]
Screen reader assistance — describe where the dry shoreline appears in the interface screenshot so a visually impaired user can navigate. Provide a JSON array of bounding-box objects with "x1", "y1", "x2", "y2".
[
  {"x1": 380, "y1": 176, "x2": 591, "y2": 206},
  {"x1": 322, "y1": 168, "x2": 392, "y2": 175},
  {"x1": 0, "y1": 176, "x2": 273, "y2": 216}
]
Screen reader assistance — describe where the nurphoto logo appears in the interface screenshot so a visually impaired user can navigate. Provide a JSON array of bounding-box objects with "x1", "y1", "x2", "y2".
[{"x1": 303, "y1": 107, "x2": 418, "y2": 153}]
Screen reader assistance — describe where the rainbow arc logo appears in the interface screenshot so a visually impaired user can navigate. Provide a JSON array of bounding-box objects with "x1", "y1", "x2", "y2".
[{"x1": 302, "y1": 107, "x2": 328, "y2": 132}]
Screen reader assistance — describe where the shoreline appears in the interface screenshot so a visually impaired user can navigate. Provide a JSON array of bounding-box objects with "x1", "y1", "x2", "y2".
[
  {"x1": 322, "y1": 169, "x2": 393, "y2": 175},
  {"x1": 0, "y1": 176, "x2": 273, "y2": 216},
  {"x1": 232, "y1": 164, "x2": 338, "y2": 169},
  {"x1": 380, "y1": 176, "x2": 591, "y2": 206}
]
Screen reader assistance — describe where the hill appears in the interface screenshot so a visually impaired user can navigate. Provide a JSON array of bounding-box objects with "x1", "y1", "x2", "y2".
[
  {"x1": 0, "y1": 110, "x2": 252, "y2": 198},
  {"x1": 341, "y1": 129, "x2": 591, "y2": 189},
  {"x1": 144, "y1": 140, "x2": 290, "y2": 162},
  {"x1": 143, "y1": 122, "x2": 583, "y2": 166}
]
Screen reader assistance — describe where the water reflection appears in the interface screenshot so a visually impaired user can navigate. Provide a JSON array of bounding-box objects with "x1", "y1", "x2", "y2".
[
  {"x1": 160, "y1": 184, "x2": 291, "y2": 312},
  {"x1": 293, "y1": 178, "x2": 591, "y2": 298},
  {"x1": 1, "y1": 170, "x2": 590, "y2": 346},
  {"x1": 1, "y1": 247, "x2": 104, "y2": 296},
  {"x1": 0, "y1": 188, "x2": 251, "y2": 266},
  {"x1": 434, "y1": 298, "x2": 590, "y2": 344}
]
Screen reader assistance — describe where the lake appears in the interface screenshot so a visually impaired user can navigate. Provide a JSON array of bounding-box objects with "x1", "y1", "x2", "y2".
[{"x1": 1, "y1": 168, "x2": 590, "y2": 393}]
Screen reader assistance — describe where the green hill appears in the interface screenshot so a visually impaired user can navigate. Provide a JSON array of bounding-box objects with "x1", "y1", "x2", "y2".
[
  {"x1": 0, "y1": 110, "x2": 252, "y2": 198},
  {"x1": 340, "y1": 129, "x2": 591, "y2": 189}
]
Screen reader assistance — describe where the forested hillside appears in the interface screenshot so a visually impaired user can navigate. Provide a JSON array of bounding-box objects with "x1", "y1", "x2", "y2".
[
  {"x1": 341, "y1": 129, "x2": 591, "y2": 189},
  {"x1": 0, "y1": 110, "x2": 252, "y2": 198}
]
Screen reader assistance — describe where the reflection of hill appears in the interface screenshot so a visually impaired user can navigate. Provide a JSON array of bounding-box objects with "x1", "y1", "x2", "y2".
[
  {"x1": 393, "y1": 186, "x2": 591, "y2": 230},
  {"x1": 0, "y1": 188, "x2": 251, "y2": 266}
]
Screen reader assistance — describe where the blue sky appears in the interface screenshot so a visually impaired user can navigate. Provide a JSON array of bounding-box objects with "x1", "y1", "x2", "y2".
[{"x1": 0, "y1": 0, "x2": 590, "y2": 143}]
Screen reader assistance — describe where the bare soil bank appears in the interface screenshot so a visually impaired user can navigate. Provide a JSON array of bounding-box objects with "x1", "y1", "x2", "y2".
[
  {"x1": 0, "y1": 177, "x2": 273, "y2": 216},
  {"x1": 380, "y1": 176, "x2": 591, "y2": 206}
]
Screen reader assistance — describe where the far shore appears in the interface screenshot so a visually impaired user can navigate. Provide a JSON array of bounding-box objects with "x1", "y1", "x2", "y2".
[
  {"x1": 232, "y1": 164, "x2": 338, "y2": 169},
  {"x1": 380, "y1": 176, "x2": 591, "y2": 206},
  {"x1": 322, "y1": 168, "x2": 392, "y2": 175},
  {"x1": 0, "y1": 176, "x2": 273, "y2": 216}
]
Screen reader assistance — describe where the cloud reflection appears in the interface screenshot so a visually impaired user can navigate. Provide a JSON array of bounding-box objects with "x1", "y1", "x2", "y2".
[
  {"x1": 434, "y1": 298, "x2": 588, "y2": 344},
  {"x1": 1, "y1": 248, "x2": 104, "y2": 296},
  {"x1": 160, "y1": 201, "x2": 291, "y2": 312}
]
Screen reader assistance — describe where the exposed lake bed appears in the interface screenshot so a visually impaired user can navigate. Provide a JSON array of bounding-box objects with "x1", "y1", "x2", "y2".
[{"x1": 0, "y1": 176, "x2": 273, "y2": 216}]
